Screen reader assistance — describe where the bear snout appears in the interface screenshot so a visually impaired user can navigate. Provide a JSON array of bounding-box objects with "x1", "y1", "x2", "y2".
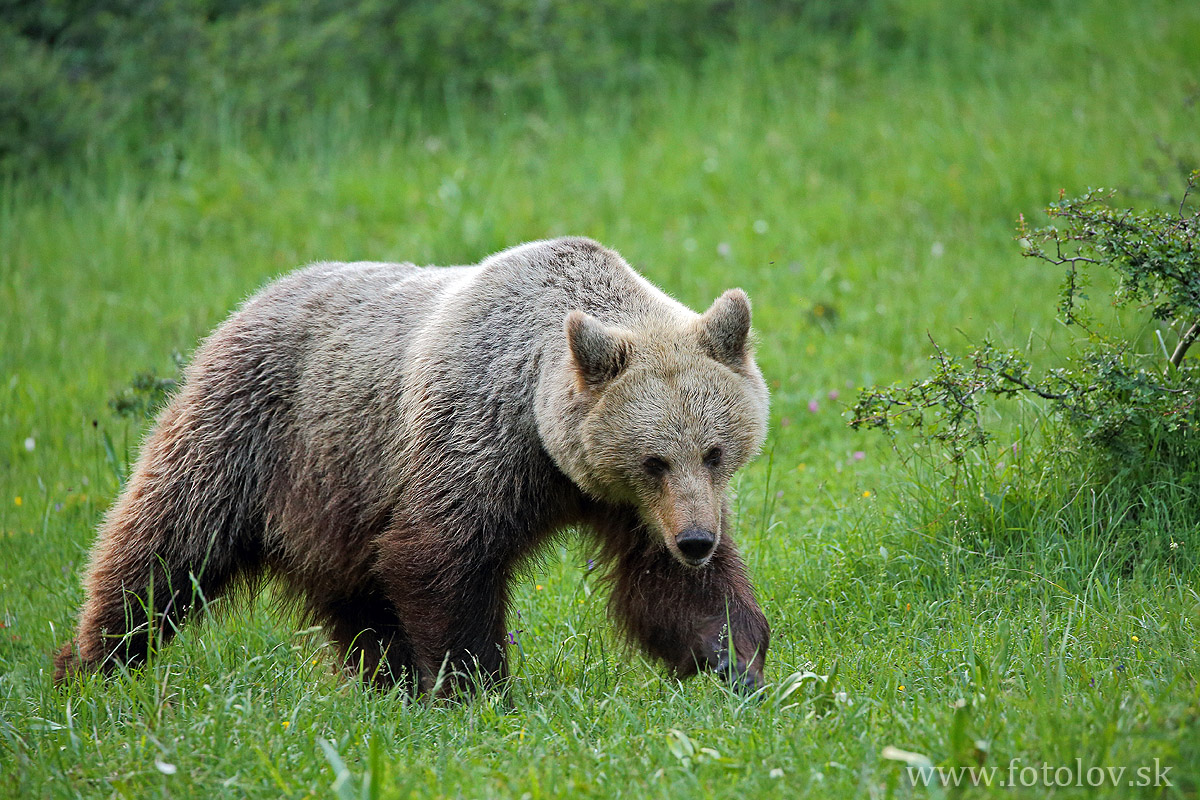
[{"x1": 675, "y1": 527, "x2": 717, "y2": 565}]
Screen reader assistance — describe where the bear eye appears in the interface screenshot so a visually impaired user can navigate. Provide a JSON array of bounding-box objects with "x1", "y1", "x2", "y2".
[
  {"x1": 703, "y1": 447, "x2": 723, "y2": 469},
  {"x1": 642, "y1": 456, "x2": 670, "y2": 478}
]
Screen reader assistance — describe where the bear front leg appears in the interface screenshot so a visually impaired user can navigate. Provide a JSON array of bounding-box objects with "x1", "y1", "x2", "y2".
[
  {"x1": 378, "y1": 537, "x2": 512, "y2": 698},
  {"x1": 398, "y1": 582, "x2": 510, "y2": 697},
  {"x1": 606, "y1": 528, "x2": 769, "y2": 693},
  {"x1": 310, "y1": 588, "x2": 418, "y2": 691}
]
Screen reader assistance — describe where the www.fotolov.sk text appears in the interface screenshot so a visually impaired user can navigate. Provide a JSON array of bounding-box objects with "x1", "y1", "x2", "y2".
[{"x1": 905, "y1": 758, "x2": 1173, "y2": 789}]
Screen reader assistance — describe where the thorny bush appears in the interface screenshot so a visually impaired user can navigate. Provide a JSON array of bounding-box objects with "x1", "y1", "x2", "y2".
[{"x1": 852, "y1": 173, "x2": 1200, "y2": 474}]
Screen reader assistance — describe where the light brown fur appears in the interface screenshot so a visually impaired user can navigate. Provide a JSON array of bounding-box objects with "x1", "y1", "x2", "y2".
[{"x1": 55, "y1": 237, "x2": 771, "y2": 695}]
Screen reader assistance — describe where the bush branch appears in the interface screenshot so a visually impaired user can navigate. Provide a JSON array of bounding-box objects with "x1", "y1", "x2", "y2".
[{"x1": 1170, "y1": 320, "x2": 1200, "y2": 368}]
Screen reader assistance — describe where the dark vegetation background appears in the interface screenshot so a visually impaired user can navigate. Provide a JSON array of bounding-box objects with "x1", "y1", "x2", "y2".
[{"x1": 3, "y1": 0, "x2": 1039, "y2": 173}]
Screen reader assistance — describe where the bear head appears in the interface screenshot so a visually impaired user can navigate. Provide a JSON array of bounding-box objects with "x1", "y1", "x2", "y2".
[{"x1": 541, "y1": 289, "x2": 769, "y2": 568}]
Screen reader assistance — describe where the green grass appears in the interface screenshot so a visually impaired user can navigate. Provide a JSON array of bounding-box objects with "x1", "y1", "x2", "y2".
[{"x1": 2, "y1": 1, "x2": 1199, "y2": 797}]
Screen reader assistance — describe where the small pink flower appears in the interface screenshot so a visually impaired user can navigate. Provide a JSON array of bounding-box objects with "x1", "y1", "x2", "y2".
[
  {"x1": 852, "y1": 451, "x2": 866, "y2": 461},
  {"x1": 827, "y1": 390, "x2": 839, "y2": 401},
  {"x1": 808, "y1": 400, "x2": 820, "y2": 413}
]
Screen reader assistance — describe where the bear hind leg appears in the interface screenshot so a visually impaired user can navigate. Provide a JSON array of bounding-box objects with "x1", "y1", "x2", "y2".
[{"x1": 55, "y1": 524, "x2": 262, "y2": 684}]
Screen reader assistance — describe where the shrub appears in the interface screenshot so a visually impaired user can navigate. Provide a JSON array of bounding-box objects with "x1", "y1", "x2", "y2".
[
  {"x1": 851, "y1": 174, "x2": 1199, "y2": 561},
  {"x1": 0, "y1": 23, "x2": 92, "y2": 170}
]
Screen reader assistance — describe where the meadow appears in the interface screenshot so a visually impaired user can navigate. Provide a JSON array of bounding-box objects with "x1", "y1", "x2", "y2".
[{"x1": 2, "y1": 1, "x2": 1199, "y2": 796}]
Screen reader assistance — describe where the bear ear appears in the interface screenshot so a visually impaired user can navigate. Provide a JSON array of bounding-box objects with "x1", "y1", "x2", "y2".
[
  {"x1": 566, "y1": 310, "x2": 631, "y2": 390},
  {"x1": 698, "y1": 289, "x2": 752, "y2": 370}
]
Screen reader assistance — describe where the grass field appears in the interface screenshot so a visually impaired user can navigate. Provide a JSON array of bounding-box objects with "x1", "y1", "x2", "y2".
[{"x1": 2, "y1": 1, "x2": 1199, "y2": 797}]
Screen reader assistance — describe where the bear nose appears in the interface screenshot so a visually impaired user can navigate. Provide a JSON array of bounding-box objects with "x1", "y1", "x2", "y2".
[{"x1": 675, "y1": 528, "x2": 716, "y2": 565}]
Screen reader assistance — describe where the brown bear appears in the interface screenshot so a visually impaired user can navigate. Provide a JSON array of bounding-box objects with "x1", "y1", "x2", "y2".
[{"x1": 54, "y1": 237, "x2": 771, "y2": 696}]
